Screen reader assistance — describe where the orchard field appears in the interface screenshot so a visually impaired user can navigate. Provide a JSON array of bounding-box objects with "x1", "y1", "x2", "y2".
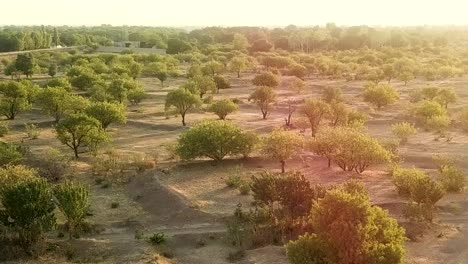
[{"x1": 1, "y1": 25, "x2": 468, "y2": 264}]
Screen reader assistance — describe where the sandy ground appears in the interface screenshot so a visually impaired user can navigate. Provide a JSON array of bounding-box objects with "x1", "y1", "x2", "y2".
[{"x1": 1, "y1": 72, "x2": 468, "y2": 263}]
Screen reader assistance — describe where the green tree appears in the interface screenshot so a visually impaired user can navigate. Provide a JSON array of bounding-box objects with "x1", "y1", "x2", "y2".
[
  {"x1": 85, "y1": 101, "x2": 127, "y2": 130},
  {"x1": 54, "y1": 181, "x2": 90, "y2": 239},
  {"x1": 262, "y1": 129, "x2": 303, "y2": 172},
  {"x1": 0, "y1": 80, "x2": 31, "y2": 120},
  {"x1": 213, "y1": 75, "x2": 231, "y2": 92},
  {"x1": 288, "y1": 77, "x2": 306, "y2": 94},
  {"x1": 288, "y1": 64, "x2": 308, "y2": 79},
  {"x1": 36, "y1": 87, "x2": 74, "y2": 122},
  {"x1": 55, "y1": 114, "x2": 106, "y2": 158},
  {"x1": 322, "y1": 86, "x2": 343, "y2": 103},
  {"x1": 229, "y1": 56, "x2": 249, "y2": 78},
  {"x1": 286, "y1": 233, "x2": 332, "y2": 264},
  {"x1": 299, "y1": 98, "x2": 330, "y2": 137},
  {"x1": 46, "y1": 77, "x2": 72, "y2": 91},
  {"x1": 176, "y1": 120, "x2": 256, "y2": 161},
  {"x1": 48, "y1": 63, "x2": 58, "y2": 78},
  {"x1": 208, "y1": 99, "x2": 239, "y2": 120},
  {"x1": 435, "y1": 88, "x2": 457, "y2": 109},
  {"x1": 165, "y1": 88, "x2": 202, "y2": 126},
  {"x1": 252, "y1": 72, "x2": 280, "y2": 87},
  {"x1": 309, "y1": 183, "x2": 405, "y2": 264},
  {"x1": 363, "y1": 83, "x2": 399, "y2": 109},
  {"x1": 0, "y1": 178, "x2": 56, "y2": 251},
  {"x1": 232, "y1": 33, "x2": 250, "y2": 51},
  {"x1": 15, "y1": 53, "x2": 36, "y2": 78},
  {"x1": 249, "y1": 86, "x2": 276, "y2": 119}
]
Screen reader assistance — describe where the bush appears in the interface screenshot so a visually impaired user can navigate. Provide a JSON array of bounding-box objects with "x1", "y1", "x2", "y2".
[
  {"x1": 288, "y1": 77, "x2": 306, "y2": 94},
  {"x1": 238, "y1": 180, "x2": 251, "y2": 195},
  {"x1": 408, "y1": 176, "x2": 444, "y2": 222},
  {"x1": 392, "y1": 167, "x2": 428, "y2": 196},
  {"x1": 309, "y1": 182, "x2": 406, "y2": 264},
  {"x1": 33, "y1": 148, "x2": 70, "y2": 182},
  {"x1": 213, "y1": 75, "x2": 231, "y2": 91},
  {"x1": 438, "y1": 165, "x2": 465, "y2": 192},
  {"x1": 54, "y1": 181, "x2": 90, "y2": 239},
  {"x1": 226, "y1": 165, "x2": 244, "y2": 188},
  {"x1": 391, "y1": 122, "x2": 417, "y2": 144},
  {"x1": 148, "y1": 232, "x2": 167, "y2": 245},
  {"x1": 262, "y1": 129, "x2": 303, "y2": 173},
  {"x1": 0, "y1": 142, "x2": 23, "y2": 167},
  {"x1": 208, "y1": 99, "x2": 239, "y2": 120},
  {"x1": 24, "y1": 123, "x2": 40, "y2": 140},
  {"x1": 227, "y1": 249, "x2": 246, "y2": 262},
  {"x1": 176, "y1": 120, "x2": 257, "y2": 161},
  {"x1": 322, "y1": 86, "x2": 343, "y2": 103},
  {"x1": 0, "y1": 121, "x2": 9, "y2": 137},
  {"x1": 286, "y1": 233, "x2": 331, "y2": 264},
  {"x1": 252, "y1": 72, "x2": 280, "y2": 87},
  {"x1": 0, "y1": 178, "x2": 56, "y2": 250},
  {"x1": 363, "y1": 83, "x2": 399, "y2": 109}
]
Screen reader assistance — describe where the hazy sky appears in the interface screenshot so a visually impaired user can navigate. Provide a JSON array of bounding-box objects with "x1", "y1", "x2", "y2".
[{"x1": 2, "y1": 0, "x2": 468, "y2": 27}]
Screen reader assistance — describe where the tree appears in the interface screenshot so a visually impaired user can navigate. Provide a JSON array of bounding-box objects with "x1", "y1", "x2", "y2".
[
  {"x1": 229, "y1": 56, "x2": 249, "y2": 78},
  {"x1": 288, "y1": 77, "x2": 306, "y2": 94},
  {"x1": 308, "y1": 182, "x2": 405, "y2": 264},
  {"x1": 391, "y1": 122, "x2": 417, "y2": 144},
  {"x1": 208, "y1": 99, "x2": 239, "y2": 120},
  {"x1": 322, "y1": 86, "x2": 343, "y2": 103},
  {"x1": 128, "y1": 61, "x2": 143, "y2": 79},
  {"x1": 213, "y1": 75, "x2": 231, "y2": 92},
  {"x1": 85, "y1": 102, "x2": 127, "y2": 130},
  {"x1": 249, "y1": 86, "x2": 276, "y2": 119},
  {"x1": 0, "y1": 142, "x2": 23, "y2": 166},
  {"x1": 54, "y1": 181, "x2": 90, "y2": 239},
  {"x1": 398, "y1": 71, "x2": 414, "y2": 85},
  {"x1": 262, "y1": 129, "x2": 303, "y2": 172},
  {"x1": 0, "y1": 178, "x2": 56, "y2": 251},
  {"x1": 46, "y1": 77, "x2": 72, "y2": 91},
  {"x1": 144, "y1": 62, "x2": 168, "y2": 87},
  {"x1": 52, "y1": 27, "x2": 60, "y2": 47},
  {"x1": 420, "y1": 86, "x2": 440, "y2": 100},
  {"x1": 55, "y1": 114, "x2": 106, "y2": 158},
  {"x1": 184, "y1": 75, "x2": 217, "y2": 98},
  {"x1": 127, "y1": 87, "x2": 147, "y2": 105},
  {"x1": 167, "y1": 38, "x2": 191, "y2": 54},
  {"x1": 36, "y1": 87, "x2": 75, "y2": 122},
  {"x1": 328, "y1": 102, "x2": 349, "y2": 127},
  {"x1": 0, "y1": 80, "x2": 31, "y2": 120},
  {"x1": 232, "y1": 33, "x2": 249, "y2": 51},
  {"x1": 363, "y1": 83, "x2": 399, "y2": 109},
  {"x1": 202, "y1": 60, "x2": 224, "y2": 77},
  {"x1": 176, "y1": 120, "x2": 257, "y2": 161},
  {"x1": 165, "y1": 88, "x2": 202, "y2": 126},
  {"x1": 252, "y1": 72, "x2": 280, "y2": 87},
  {"x1": 48, "y1": 63, "x2": 57, "y2": 78},
  {"x1": 382, "y1": 64, "x2": 396, "y2": 83},
  {"x1": 435, "y1": 88, "x2": 457, "y2": 109},
  {"x1": 15, "y1": 53, "x2": 36, "y2": 78},
  {"x1": 288, "y1": 64, "x2": 308, "y2": 79},
  {"x1": 250, "y1": 39, "x2": 273, "y2": 52},
  {"x1": 299, "y1": 99, "x2": 329, "y2": 137},
  {"x1": 107, "y1": 79, "x2": 127, "y2": 103},
  {"x1": 312, "y1": 127, "x2": 392, "y2": 173}
]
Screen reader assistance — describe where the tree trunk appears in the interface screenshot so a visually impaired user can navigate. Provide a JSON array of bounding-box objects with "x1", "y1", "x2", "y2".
[
  {"x1": 327, "y1": 158, "x2": 331, "y2": 168},
  {"x1": 237, "y1": 71, "x2": 240, "y2": 78},
  {"x1": 182, "y1": 114, "x2": 186, "y2": 126},
  {"x1": 73, "y1": 147, "x2": 79, "y2": 158},
  {"x1": 262, "y1": 110, "x2": 268, "y2": 119},
  {"x1": 281, "y1": 160, "x2": 285, "y2": 173}
]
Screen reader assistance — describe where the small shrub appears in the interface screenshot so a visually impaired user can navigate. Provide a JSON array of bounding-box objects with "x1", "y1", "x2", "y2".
[
  {"x1": 54, "y1": 181, "x2": 90, "y2": 239},
  {"x1": 285, "y1": 233, "x2": 331, "y2": 264},
  {"x1": 226, "y1": 175, "x2": 242, "y2": 188},
  {"x1": 438, "y1": 165, "x2": 465, "y2": 192},
  {"x1": 203, "y1": 95, "x2": 213, "y2": 104},
  {"x1": 24, "y1": 123, "x2": 40, "y2": 140},
  {"x1": 35, "y1": 148, "x2": 70, "y2": 182},
  {"x1": 238, "y1": 180, "x2": 251, "y2": 195},
  {"x1": 392, "y1": 167, "x2": 428, "y2": 196},
  {"x1": 148, "y1": 232, "x2": 167, "y2": 245},
  {"x1": 134, "y1": 230, "x2": 144, "y2": 240},
  {"x1": 391, "y1": 122, "x2": 417, "y2": 144},
  {"x1": 0, "y1": 178, "x2": 56, "y2": 250},
  {"x1": 0, "y1": 142, "x2": 23, "y2": 166},
  {"x1": 0, "y1": 122, "x2": 9, "y2": 137},
  {"x1": 110, "y1": 202, "x2": 120, "y2": 209}
]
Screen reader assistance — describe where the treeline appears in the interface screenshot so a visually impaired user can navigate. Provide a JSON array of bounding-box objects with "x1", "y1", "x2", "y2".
[{"x1": 2, "y1": 24, "x2": 468, "y2": 53}]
